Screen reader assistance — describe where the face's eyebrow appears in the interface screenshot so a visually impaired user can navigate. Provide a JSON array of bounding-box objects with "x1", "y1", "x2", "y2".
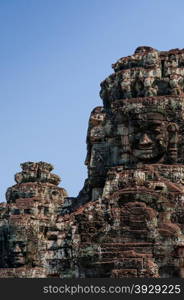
[
  {"x1": 149, "y1": 119, "x2": 163, "y2": 123},
  {"x1": 148, "y1": 122, "x2": 161, "y2": 127}
]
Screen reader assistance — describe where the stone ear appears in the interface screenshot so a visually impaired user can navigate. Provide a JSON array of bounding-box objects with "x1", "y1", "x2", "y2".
[
  {"x1": 167, "y1": 123, "x2": 178, "y2": 162},
  {"x1": 167, "y1": 123, "x2": 178, "y2": 143},
  {"x1": 167, "y1": 123, "x2": 178, "y2": 132}
]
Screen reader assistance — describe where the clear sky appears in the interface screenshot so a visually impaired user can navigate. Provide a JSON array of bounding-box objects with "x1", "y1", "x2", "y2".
[{"x1": 0, "y1": 0, "x2": 184, "y2": 201}]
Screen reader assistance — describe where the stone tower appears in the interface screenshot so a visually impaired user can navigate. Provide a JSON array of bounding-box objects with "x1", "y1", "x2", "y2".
[
  {"x1": 0, "y1": 162, "x2": 67, "y2": 277},
  {"x1": 70, "y1": 46, "x2": 184, "y2": 278},
  {"x1": 1, "y1": 46, "x2": 184, "y2": 277}
]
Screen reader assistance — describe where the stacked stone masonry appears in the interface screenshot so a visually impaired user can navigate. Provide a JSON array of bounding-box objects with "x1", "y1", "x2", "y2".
[{"x1": 1, "y1": 46, "x2": 184, "y2": 277}]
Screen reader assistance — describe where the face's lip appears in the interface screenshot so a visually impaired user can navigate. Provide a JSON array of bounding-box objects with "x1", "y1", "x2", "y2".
[
  {"x1": 13, "y1": 253, "x2": 24, "y2": 257},
  {"x1": 134, "y1": 147, "x2": 153, "y2": 151},
  {"x1": 13, "y1": 256, "x2": 24, "y2": 263}
]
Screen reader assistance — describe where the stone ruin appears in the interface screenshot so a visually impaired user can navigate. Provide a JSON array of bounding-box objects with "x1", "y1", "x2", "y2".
[{"x1": 1, "y1": 46, "x2": 184, "y2": 277}]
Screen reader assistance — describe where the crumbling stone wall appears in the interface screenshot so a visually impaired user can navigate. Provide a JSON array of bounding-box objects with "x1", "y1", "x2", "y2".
[{"x1": 1, "y1": 46, "x2": 184, "y2": 277}]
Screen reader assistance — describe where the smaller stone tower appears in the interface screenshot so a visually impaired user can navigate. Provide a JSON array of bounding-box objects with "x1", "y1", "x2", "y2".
[{"x1": 0, "y1": 161, "x2": 68, "y2": 277}]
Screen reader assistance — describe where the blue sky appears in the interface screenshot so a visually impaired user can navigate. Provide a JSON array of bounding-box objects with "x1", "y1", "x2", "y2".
[{"x1": 0, "y1": 0, "x2": 183, "y2": 201}]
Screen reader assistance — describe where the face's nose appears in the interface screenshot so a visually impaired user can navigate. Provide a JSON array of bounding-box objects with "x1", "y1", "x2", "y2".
[
  {"x1": 139, "y1": 133, "x2": 153, "y2": 147},
  {"x1": 13, "y1": 244, "x2": 21, "y2": 253}
]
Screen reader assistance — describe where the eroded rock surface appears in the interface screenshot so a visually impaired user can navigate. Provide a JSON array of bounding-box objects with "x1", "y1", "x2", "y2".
[{"x1": 1, "y1": 47, "x2": 184, "y2": 277}]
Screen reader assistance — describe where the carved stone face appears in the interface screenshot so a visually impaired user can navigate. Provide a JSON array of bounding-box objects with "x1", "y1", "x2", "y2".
[
  {"x1": 10, "y1": 239, "x2": 27, "y2": 267},
  {"x1": 130, "y1": 113, "x2": 169, "y2": 163},
  {"x1": 8, "y1": 226, "x2": 38, "y2": 268}
]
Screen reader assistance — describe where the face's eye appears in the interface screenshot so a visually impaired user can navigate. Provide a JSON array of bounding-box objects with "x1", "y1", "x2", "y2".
[
  {"x1": 147, "y1": 123, "x2": 162, "y2": 134},
  {"x1": 133, "y1": 132, "x2": 142, "y2": 140},
  {"x1": 153, "y1": 128, "x2": 161, "y2": 134},
  {"x1": 133, "y1": 125, "x2": 142, "y2": 135},
  {"x1": 52, "y1": 191, "x2": 59, "y2": 196}
]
